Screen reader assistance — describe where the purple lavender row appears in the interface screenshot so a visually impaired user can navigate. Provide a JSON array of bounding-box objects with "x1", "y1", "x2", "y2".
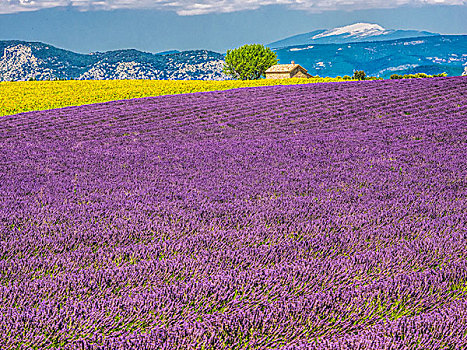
[{"x1": 1, "y1": 77, "x2": 466, "y2": 349}]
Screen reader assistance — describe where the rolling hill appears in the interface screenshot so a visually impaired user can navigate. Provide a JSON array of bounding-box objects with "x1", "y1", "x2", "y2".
[
  {"x1": 0, "y1": 41, "x2": 226, "y2": 81},
  {"x1": 1, "y1": 77, "x2": 466, "y2": 348},
  {"x1": 1, "y1": 32, "x2": 466, "y2": 81},
  {"x1": 274, "y1": 35, "x2": 467, "y2": 78}
]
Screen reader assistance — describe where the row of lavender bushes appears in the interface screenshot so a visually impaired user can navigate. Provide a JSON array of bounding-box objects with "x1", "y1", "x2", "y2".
[{"x1": 0, "y1": 77, "x2": 466, "y2": 349}]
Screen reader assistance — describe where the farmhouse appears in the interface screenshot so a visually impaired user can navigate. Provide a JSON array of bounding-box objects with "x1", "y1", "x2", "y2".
[{"x1": 265, "y1": 61, "x2": 312, "y2": 79}]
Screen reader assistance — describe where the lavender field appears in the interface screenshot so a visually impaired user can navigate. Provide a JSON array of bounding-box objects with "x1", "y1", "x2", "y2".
[{"x1": 1, "y1": 77, "x2": 466, "y2": 349}]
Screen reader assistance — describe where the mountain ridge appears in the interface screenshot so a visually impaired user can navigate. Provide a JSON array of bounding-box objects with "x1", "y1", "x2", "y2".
[
  {"x1": 1, "y1": 34, "x2": 466, "y2": 81},
  {"x1": 0, "y1": 40, "x2": 227, "y2": 81},
  {"x1": 273, "y1": 35, "x2": 467, "y2": 78},
  {"x1": 269, "y1": 23, "x2": 440, "y2": 48}
]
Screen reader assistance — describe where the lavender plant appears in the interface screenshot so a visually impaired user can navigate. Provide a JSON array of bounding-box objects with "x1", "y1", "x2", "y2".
[{"x1": 0, "y1": 77, "x2": 466, "y2": 349}]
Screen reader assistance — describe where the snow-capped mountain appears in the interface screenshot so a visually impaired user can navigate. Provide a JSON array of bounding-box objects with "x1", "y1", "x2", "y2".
[
  {"x1": 312, "y1": 23, "x2": 390, "y2": 40},
  {"x1": 0, "y1": 41, "x2": 227, "y2": 81},
  {"x1": 268, "y1": 23, "x2": 439, "y2": 48}
]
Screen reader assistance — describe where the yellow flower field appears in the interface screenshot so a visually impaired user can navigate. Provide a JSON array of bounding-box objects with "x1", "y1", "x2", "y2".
[{"x1": 0, "y1": 77, "x2": 346, "y2": 117}]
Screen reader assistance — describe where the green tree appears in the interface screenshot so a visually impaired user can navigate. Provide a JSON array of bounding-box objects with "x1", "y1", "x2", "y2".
[
  {"x1": 223, "y1": 44, "x2": 278, "y2": 80},
  {"x1": 415, "y1": 73, "x2": 429, "y2": 78},
  {"x1": 353, "y1": 70, "x2": 366, "y2": 81}
]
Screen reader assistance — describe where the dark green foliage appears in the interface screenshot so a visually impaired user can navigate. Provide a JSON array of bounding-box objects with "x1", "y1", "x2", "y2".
[
  {"x1": 353, "y1": 70, "x2": 366, "y2": 81},
  {"x1": 223, "y1": 44, "x2": 278, "y2": 80},
  {"x1": 343, "y1": 75, "x2": 352, "y2": 80},
  {"x1": 390, "y1": 72, "x2": 448, "y2": 79}
]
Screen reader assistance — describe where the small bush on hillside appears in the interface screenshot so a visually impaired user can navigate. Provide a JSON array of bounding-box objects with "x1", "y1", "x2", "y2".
[
  {"x1": 353, "y1": 70, "x2": 366, "y2": 81},
  {"x1": 391, "y1": 72, "x2": 447, "y2": 79},
  {"x1": 415, "y1": 73, "x2": 429, "y2": 78}
]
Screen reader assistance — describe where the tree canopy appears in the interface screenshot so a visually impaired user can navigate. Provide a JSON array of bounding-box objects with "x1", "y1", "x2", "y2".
[
  {"x1": 223, "y1": 44, "x2": 278, "y2": 80},
  {"x1": 353, "y1": 70, "x2": 366, "y2": 81}
]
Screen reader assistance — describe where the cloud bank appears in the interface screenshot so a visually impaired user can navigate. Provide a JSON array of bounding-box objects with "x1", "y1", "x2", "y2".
[{"x1": 1, "y1": 0, "x2": 465, "y2": 15}]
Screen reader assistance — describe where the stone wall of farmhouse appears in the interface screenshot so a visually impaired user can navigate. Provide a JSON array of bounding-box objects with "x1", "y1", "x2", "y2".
[
  {"x1": 265, "y1": 72, "x2": 291, "y2": 79},
  {"x1": 291, "y1": 70, "x2": 310, "y2": 79}
]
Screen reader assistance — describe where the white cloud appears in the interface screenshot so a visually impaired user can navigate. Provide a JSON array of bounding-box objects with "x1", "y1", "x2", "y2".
[{"x1": 0, "y1": 0, "x2": 465, "y2": 15}]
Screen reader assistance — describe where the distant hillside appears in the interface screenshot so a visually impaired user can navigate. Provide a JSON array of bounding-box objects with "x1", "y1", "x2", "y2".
[
  {"x1": 1, "y1": 35, "x2": 466, "y2": 81},
  {"x1": 269, "y1": 23, "x2": 439, "y2": 48},
  {"x1": 274, "y1": 35, "x2": 467, "y2": 78},
  {"x1": 0, "y1": 41, "x2": 227, "y2": 81},
  {"x1": 157, "y1": 50, "x2": 181, "y2": 55}
]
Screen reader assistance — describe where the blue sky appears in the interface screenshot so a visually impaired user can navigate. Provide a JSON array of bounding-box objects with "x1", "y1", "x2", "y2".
[{"x1": 0, "y1": 1, "x2": 466, "y2": 53}]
